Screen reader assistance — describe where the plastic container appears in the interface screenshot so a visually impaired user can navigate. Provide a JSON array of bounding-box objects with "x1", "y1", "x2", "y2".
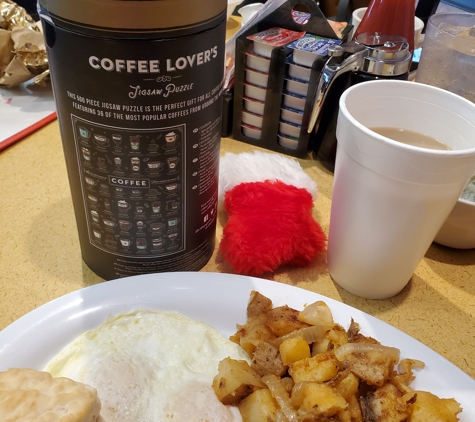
[
  {"x1": 246, "y1": 50, "x2": 271, "y2": 73},
  {"x1": 278, "y1": 134, "x2": 299, "y2": 149},
  {"x1": 279, "y1": 120, "x2": 301, "y2": 138},
  {"x1": 283, "y1": 92, "x2": 306, "y2": 111},
  {"x1": 280, "y1": 106, "x2": 304, "y2": 125},
  {"x1": 288, "y1": 34, "x2": 342, "y2": 67},
  {"x1": 245, "y1": 68, "x2": 269, "y2": 88},
  {"x1": 242, "y1": 110, "x2": 264, "y2": 128},
  {"x1": 244, "y1": 97, "x2": 266, "y2": 115},
  {"x1": 286, "y1": 56, "x2": 312, "y2": 81},
  {"x1": 285, "y1": 77, "x2": 309, "y2": 97},
  {"x1": 242, "y1": 123, "x2": 262, "y2": 139},
  {"x1": 247, "y1": 27, "x2": 305, "y2": 58},
  {"x1": 38, "y1": 0, "x2": 227, "y2": 280},
  {"x1": 244, "y1": 83, "x2": 267, "y2": 101}
]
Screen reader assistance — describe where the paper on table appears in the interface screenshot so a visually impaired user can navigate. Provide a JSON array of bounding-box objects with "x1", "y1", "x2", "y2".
[{"x1": 0, "y1": 79, "x2": 56, "y2": 151}]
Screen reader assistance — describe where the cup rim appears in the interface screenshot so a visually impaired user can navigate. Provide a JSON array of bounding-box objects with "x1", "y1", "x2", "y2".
[
  {"x1": 427, "y1": 12, "x2": 475, "y2": 36},
  {"x1": 339, "y1": 79, "x2": 475, "y2": 156}
]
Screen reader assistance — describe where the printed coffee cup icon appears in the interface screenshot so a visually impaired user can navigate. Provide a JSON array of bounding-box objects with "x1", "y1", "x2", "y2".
[
  {"x1": 147, "y1": 161, "x2": 162, "y2": 171},
  {"x1": 104, "y1": 199, "x2": 111, "y2": 211},
  {"x1": 148, "y1": 143, "x2": 159, "y2": 152},
  {"x1": 167, "y1": 217, "x2": 180, "y2": 228},
  {"x1": 93, "y1": 230, "x2": 102, "y2": 240},
  {"x1": 120, "y1": 238, "x2": 132, "y2": 250},
  {"x1": 87, "y1": 194, "x2": 98, "y2": 205},
  {"x1": 167, "y1": 157, "x2": 180, "y2": 170},
  {"x1": 147, "y1": 189, "x2": 159, "y2": 198},
  {"x1": 130, "y1": 135, "x2": 140, "y2": 151},
  {"x1": 165, "y1": 132, "x2": 177, "y2": 148},
  {"x1": 103, "y1": 219, "x2": 117, "y2": 228},
  {"x1": 97, "y1": 157, "x2": 107, "y2": 168},
  {"x1": 150, "y1": 222, "x2": 165, "y2": 232},
  {"x1": 100, "y1": 183, "x2": 109, "y2": 192},
  {"x1": 79, "y1": 127, "x2": 90, "y2": 139},
  {"x1": 105, "y1": 235, "x2": 117, "y2": 248},
  {"x1": 119, "y1": 220, "x2": 132, "y2": 232},
  {"x1": 115, "y1": 187, "x2": 124, "y2": 195},
  {"x1": 137, "y1": 220, "x2": 145, "y2": 230},
  {"x1": 152, "y1": 237, "x2": 164, "y2": 249},
  {"x1": 165, "y1": 183, "x2": 179, "y2": 192},
  {"x1": 131, "y1": 157, "x2": 140, "y2": 172},
  {"x1": 136, "y1": 238, "x2": 147, "y2": 250},
  {"x1": 112, "y1": 134, "x2": 122, "y2": 146},
  {"x1": 85, "y1": 177, "x2": 96, "y2": 187},
  {"x1": 167, "y1": 232, "x2": 179, "y2": 246},
  {"x1": 151, "y1": 201, "x2": 161, "y2": 213},
  {"x1": 82, "y1": 147, "x2": 91, "y2": 161},
  {"x1": 90, "y1": 210, "x2": 100, "y2": 223},
  {"x1": 135, "y1": 205, "x2": 144, "y2": 214},
  {"x1": 167, "y1": 200, "x2": 180, "y2": 211},
  {"x1": 117, "y1": 200, "x2": 130, "y2": 213},
  {"x1": 93, "y1": 134, "x2": 109, "y2": 147}
]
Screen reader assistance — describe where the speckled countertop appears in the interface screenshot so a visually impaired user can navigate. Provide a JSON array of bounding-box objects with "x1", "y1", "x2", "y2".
[{"x1": 0, "y1": 120, "x2": 474, "y2": 381}]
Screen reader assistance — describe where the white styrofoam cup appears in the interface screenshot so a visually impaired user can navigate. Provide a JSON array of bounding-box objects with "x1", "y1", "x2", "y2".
[{"x1": 328, "y1": 80, "x2": 475, "y2": 299}]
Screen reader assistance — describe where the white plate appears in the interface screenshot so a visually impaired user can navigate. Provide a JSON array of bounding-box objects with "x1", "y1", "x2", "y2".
[{"x1": 0, "y1": 272, "x2": 473, "y2": 420}]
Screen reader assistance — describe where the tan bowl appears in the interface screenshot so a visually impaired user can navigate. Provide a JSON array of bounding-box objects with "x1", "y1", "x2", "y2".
[{"x1": 434, "y1": 198, "x2": 475, "y2": 249}]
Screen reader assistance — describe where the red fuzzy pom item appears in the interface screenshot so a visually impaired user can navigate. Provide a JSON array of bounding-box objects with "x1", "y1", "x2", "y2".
[{"x1": 220, "y1": 180, "x2": 327, "y2": 276}]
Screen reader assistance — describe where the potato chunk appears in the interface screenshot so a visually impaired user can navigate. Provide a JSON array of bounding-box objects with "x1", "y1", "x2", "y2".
[
  {"x1": 312, "y1": 325, "x2": 348, "y2": 355},
  {"x1": 238, "y1": 388, "x2": 279, "y2": 422},
  {"x1": 212, "y1": 357, "x2": 264, "y2": 405},
  {"x1": 235, "y1": 315, "x2": 277, "y2": 355},
  {"x1": 266, "y1": 306, "x2": 310, "y2": 337},
  {"x1": 334, "y1": 372, "x2": 359, "y2": 401},
  {"x1": 408, "y1": 391, "x2": 462, "y2": 422},
  {"x1": 343, "y1": 348, "x2": 398, "y2": 387},
  {"x1": 294, "y1": 382, "x2": 347, "y2": 416},
  {"x1": 247, "y1": 290, "x2": 273, "y2": 318},
  {"x1": 279, "y1": 337, "x2": 311, "y2": 366},
  {"x1": 360, "y1": 382, "x2": 409, "y2": 422},
  {"x1": 289, "y1": 352, "x2": 340, "y2": 383}
]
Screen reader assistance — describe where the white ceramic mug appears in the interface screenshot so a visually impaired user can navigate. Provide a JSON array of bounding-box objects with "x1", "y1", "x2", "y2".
[
  {"x1": 350, "y1": 7, "x2": 425, "y2": 49},
  {"x1": 328, "y1": 80, "x2": 475, "y2": 299}
]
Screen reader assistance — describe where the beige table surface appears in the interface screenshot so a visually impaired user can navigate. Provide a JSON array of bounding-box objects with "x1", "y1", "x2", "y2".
[{"x1": 0, "y1": 118, "x2": 474, "y2": 382}]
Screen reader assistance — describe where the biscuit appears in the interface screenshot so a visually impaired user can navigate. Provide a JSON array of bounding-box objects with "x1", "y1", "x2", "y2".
[{"x1": 0, "y1": 368, "x2": 103, "y2": 422}]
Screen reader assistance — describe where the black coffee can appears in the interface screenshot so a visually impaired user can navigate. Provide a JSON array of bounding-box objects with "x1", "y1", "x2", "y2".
[{"x1": 38, "y1": 0, "x2": 227, "y2": 279}]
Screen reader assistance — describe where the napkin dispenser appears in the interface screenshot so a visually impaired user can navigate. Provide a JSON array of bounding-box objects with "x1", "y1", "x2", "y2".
[{"x1": 309, "y1": 33, "x2": 411, "y2": 171}]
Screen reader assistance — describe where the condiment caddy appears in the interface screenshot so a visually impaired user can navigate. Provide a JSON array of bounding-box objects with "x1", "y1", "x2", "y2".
[{"x1": 231, "y1": 0, "x2": 351, "y2": 158}]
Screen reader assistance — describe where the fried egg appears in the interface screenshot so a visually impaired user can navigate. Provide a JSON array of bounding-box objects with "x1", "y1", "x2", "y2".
[{"x1": 44, "y1": 309, "x2": 248, "y2": 422}]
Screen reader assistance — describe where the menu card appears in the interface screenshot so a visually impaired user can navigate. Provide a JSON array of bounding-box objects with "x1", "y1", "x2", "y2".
[{"x1": 0, "y1": 80, "x2": 56, "y2": 151}]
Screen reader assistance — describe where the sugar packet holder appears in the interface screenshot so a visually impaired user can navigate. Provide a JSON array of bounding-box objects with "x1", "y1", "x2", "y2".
[{"x1": 231, "y1": 0, "x2": 352, "y2": 159}]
